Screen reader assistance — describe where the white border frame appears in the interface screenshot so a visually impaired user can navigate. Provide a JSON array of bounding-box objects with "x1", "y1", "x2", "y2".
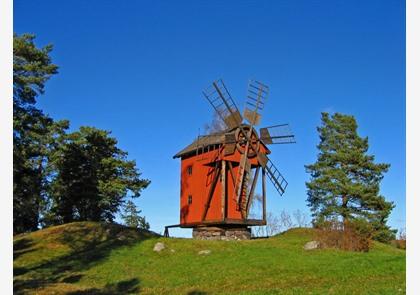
[{"x1": 0, "y1": 0, "x2": 13, "y2": 294}]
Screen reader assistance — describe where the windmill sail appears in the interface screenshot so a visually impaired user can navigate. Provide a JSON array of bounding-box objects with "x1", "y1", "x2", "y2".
[
  {"x1": 202, "y1": 79, "x2": 242, "y2": 129},
  {"x1": 264, "y1": 157, "x2": 288, "y2": 195},
  {"x1": 223, "y1": 132, "x2": 236, "y2": 155},
  {"x1": 202, "y1": 78, "x2": 292, "y2": 203},
  {"x1": 260, "y1": 124, "x2": 296, "y2": 145},
  {"x1": 243, "y1": 80, "x2": 268, "y2": 126},
  {"x1": 234, "y1": 80, "x2": 268, "y2": 207}
]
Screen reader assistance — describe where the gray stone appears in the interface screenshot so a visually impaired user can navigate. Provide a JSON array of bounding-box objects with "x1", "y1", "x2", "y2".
[
  {"x1": 304, "y1": 241, "x2": 320, "y2": 250},
  {"x1": 193, "y1": 227, "x2": 251, "y2": 241},
  {"x1": 198, "y1": 250, "x2": 211, "y2": 255},
  {"x1": 153, "y1": 242, "x2": 165, "y2": 252}
]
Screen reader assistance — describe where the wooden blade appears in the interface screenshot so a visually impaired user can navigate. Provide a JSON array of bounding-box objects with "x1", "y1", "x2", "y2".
[
  {"x1": 224, "y1": 110, "x2": 243, "y2": 129},
  {"x1": 202, "y1": 79, "x2": 243, "y2": 129},
  {"x1": 243, "y1": 80, "x2": 268, "y2": 126},
  {"x1": 264, "y1": 156, "x2": 288, "y2": 196},
  {"x1": 260, "y1": 124, "x2": 296, "y2": 145},
  {"x1": 243, "y1": 108, "x2": 262, "y2": 126},
  {"x1": 256, "y1": 152, "x2": 268, "y2": 168},
  {"x1": 224, "y1": 131, "x2": 236, "y2": 155}
]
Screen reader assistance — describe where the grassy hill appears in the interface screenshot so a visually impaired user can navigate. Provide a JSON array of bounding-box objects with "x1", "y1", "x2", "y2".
[{"x1": 13, "y1": 222, "x2": 405, "y2": 295}]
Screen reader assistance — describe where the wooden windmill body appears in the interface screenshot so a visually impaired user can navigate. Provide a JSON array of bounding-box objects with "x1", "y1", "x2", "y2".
[{"x1": 166, "y1": 80, "x2": 295, "y2": 239}]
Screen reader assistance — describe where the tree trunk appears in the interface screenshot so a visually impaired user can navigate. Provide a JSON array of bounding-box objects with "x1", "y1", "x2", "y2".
[{"x1": 342, "y1": 195, "x2": 348, "y2": 230}]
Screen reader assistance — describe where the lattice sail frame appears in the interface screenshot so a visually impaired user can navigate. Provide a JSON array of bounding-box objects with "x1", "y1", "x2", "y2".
[
  {"x1": 203, "y1": 79, "x2": 243, "y2": 129},
  {"x1": 243, "y1": 80, "x2": 269, "y2": 126},
  {"x1": 260, "y1": 124, "x2": 296, "y2": 145}
]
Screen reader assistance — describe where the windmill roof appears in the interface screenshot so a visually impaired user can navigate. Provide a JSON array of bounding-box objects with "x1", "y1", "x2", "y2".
[
  {"x1": 173, "y1": 124, "x2": 271, "y2": 159},
  {"x1": 173, "y1": 130, "x2": 228, "y2": 159}
]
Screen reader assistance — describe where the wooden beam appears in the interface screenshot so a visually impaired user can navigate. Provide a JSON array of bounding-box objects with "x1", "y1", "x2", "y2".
[
  {"x1": 202, "y1": 162, "x2": 221, "y2": 221},
  {"x1": 225, "y1": 161, "x2": 231, "y2": 220},
  {"x1": 262, "y1": 168, "x2": 266, "y2": 222},
  {"x1": 227, "y1": 161, "x2": 236, "y2": 190},
  {"x1": 179, "y1": 218, "x2": 267, "y2": 228},
  {"x1": 246, "y1": 166, "x2": 260, "y2": 218},
  {"x1": 221, "y1": 160, "x2": 226, "y2": 220}
]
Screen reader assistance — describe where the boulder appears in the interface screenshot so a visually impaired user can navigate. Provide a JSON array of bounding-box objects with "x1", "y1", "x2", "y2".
[
  {"x1": 198, "y1": 250, "x2": 211, "y2": 255},
  {"x1": 153, "y1": 242, "x2": 165, "y2": 252},
  {"x1": 304, "y1": 241, "x2": 320, "y2": 250}
]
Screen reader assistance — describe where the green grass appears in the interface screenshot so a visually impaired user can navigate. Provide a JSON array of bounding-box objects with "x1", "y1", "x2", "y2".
[{"x1": 13, "y1": 222, "x2": 405, "y2": 294}]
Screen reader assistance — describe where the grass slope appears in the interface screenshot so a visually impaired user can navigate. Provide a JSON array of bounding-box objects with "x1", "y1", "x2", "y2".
[{"x1": 14, "y1": 222, "x2": 405, "y2": 295}]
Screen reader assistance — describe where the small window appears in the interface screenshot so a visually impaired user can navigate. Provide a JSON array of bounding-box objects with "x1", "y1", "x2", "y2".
[
  {"x1": 188, "y1": 195, "x2": 192, "y2": 204},
  {"x1": 187, "y1": 165, "x2": 193, "y2": 176}
]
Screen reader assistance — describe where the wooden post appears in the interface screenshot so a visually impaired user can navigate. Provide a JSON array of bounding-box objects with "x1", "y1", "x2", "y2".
[
  {"x1": 221, "y1": 160, "x2": 226, "y2": 220},
  {"x1": 202, "y1": 162, "x2": 221, "y2": 221},
  {"x1": 246, "y1": 166, "x2": 260, "y2": 218},
  {"x1": 262, "y1": 168, "x2": 266, "y2": 222},
  {"x1": 227, "y1": 161, "x2": 236, "y2": 188}
]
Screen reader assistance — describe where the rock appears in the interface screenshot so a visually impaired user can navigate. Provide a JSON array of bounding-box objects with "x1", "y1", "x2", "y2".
[
  {"x1": 193, "y1": 227, "x2": 251, "y2": 240},
  {"x1": 198, "y1": 250, "x2": 211, "y2": 255},
  {"x1": 116, "y1": 232, "x2": 127, "y2": 241},
  {"x1": 153, "y1": 242, "x2": 165, "y2": 252},
  {"x1": 304, "y1": 241, "x2": 319, "y2": 250},
  {"x1": 170, "y1": 249, "x2": 175, "y2": 253}
]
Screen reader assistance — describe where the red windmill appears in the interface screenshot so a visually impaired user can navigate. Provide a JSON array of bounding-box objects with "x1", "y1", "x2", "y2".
[{"x1": 165, "y1": 79, "x2": 295, "y2": 239}]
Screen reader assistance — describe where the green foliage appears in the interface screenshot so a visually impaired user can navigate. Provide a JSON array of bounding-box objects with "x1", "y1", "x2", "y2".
[
  {"x1": 13, "y1": 112, "x2": 69, "y2": 233},
  {"x1": 13, "y1": 223, "x2": 405, "y2": 294},
  {"x1": 13, "y1": 33, "x2": 67, "y2": 233},
  {"x1": 47, "y1": 127, "x2": 151, "y2": 224},
  {"x1": 13, "y1": 33, "x2": 58, "y2": 106},
  {"x1": 305, "y1": 112, "x2": 395, "y2": 243},
  {"x1": 372, "y1": 226, "x2": 397, "y2": 243},
  {"x1": 121, "y1": 200, "x2": 150, "y2": 230},
  {"x1": 13, "y1": 33, "x2": 150, "y2": 233}
]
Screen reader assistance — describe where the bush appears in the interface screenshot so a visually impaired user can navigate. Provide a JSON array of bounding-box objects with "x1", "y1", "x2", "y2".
[
  {"x1": 372, "y1": 227, "x2": 397, "y2": 244},
  {"x1": 392, "y1": 239, "x2": 406, "y2": 250},
  {"x1": 391, "y1": 228, "x2": 406, "y2": 250},
  {"x1": 315, "y1": 219, "x2": 374, "y2": 252}
]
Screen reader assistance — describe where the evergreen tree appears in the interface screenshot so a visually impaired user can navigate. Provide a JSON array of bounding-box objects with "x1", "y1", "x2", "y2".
[
  {"x1": 48, "y1": 127, "x2": 150, "y2": 224},
  {"x1": 305, "y1": 112, "x2": 395, "y2": 242},
  {"x1": 13, "y1": 33, "x2": 58, "y2": 107},
  {"x1": 13, "y1": 33, "x2": 150, "y2": 232},
  {"x1": 121, "y1": 200, "x2": 150, "y2": 230},
  {"x1": 13, "y1": 33, "x2": 68, "y2": 233}
]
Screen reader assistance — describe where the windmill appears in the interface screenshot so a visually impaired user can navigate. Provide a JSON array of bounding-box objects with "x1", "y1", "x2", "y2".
[{"x1": 165, "y1": 79, "x2": 295, "y2": 239}]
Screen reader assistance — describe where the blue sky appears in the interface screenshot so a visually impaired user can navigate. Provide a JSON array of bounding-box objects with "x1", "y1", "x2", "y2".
[{"x1": 14, "y1": 0, "x2": 405, "y2": 237}]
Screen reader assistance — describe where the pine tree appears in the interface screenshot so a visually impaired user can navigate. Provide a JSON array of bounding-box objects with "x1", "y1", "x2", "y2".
[
  {"x1": 305, "y1": 112, "x2": 396, "y2": 242},
  {"x1": 13, "y1": 33, "x2": 68, "y2": 233},
  {"x1": 13, "y1": 33, "x2": 151, "y2": 231},
  {"x1": 48, "y1": 127, "x2": 150, "y2": 224},
  {"x1": 121, "y1": 200, "x2": 150, "y2": 230}
]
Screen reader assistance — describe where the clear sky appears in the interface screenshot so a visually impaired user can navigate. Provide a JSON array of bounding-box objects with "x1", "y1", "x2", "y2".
[{"x1": 14, "y1": 0, "x2": 405, "y2": 237}]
